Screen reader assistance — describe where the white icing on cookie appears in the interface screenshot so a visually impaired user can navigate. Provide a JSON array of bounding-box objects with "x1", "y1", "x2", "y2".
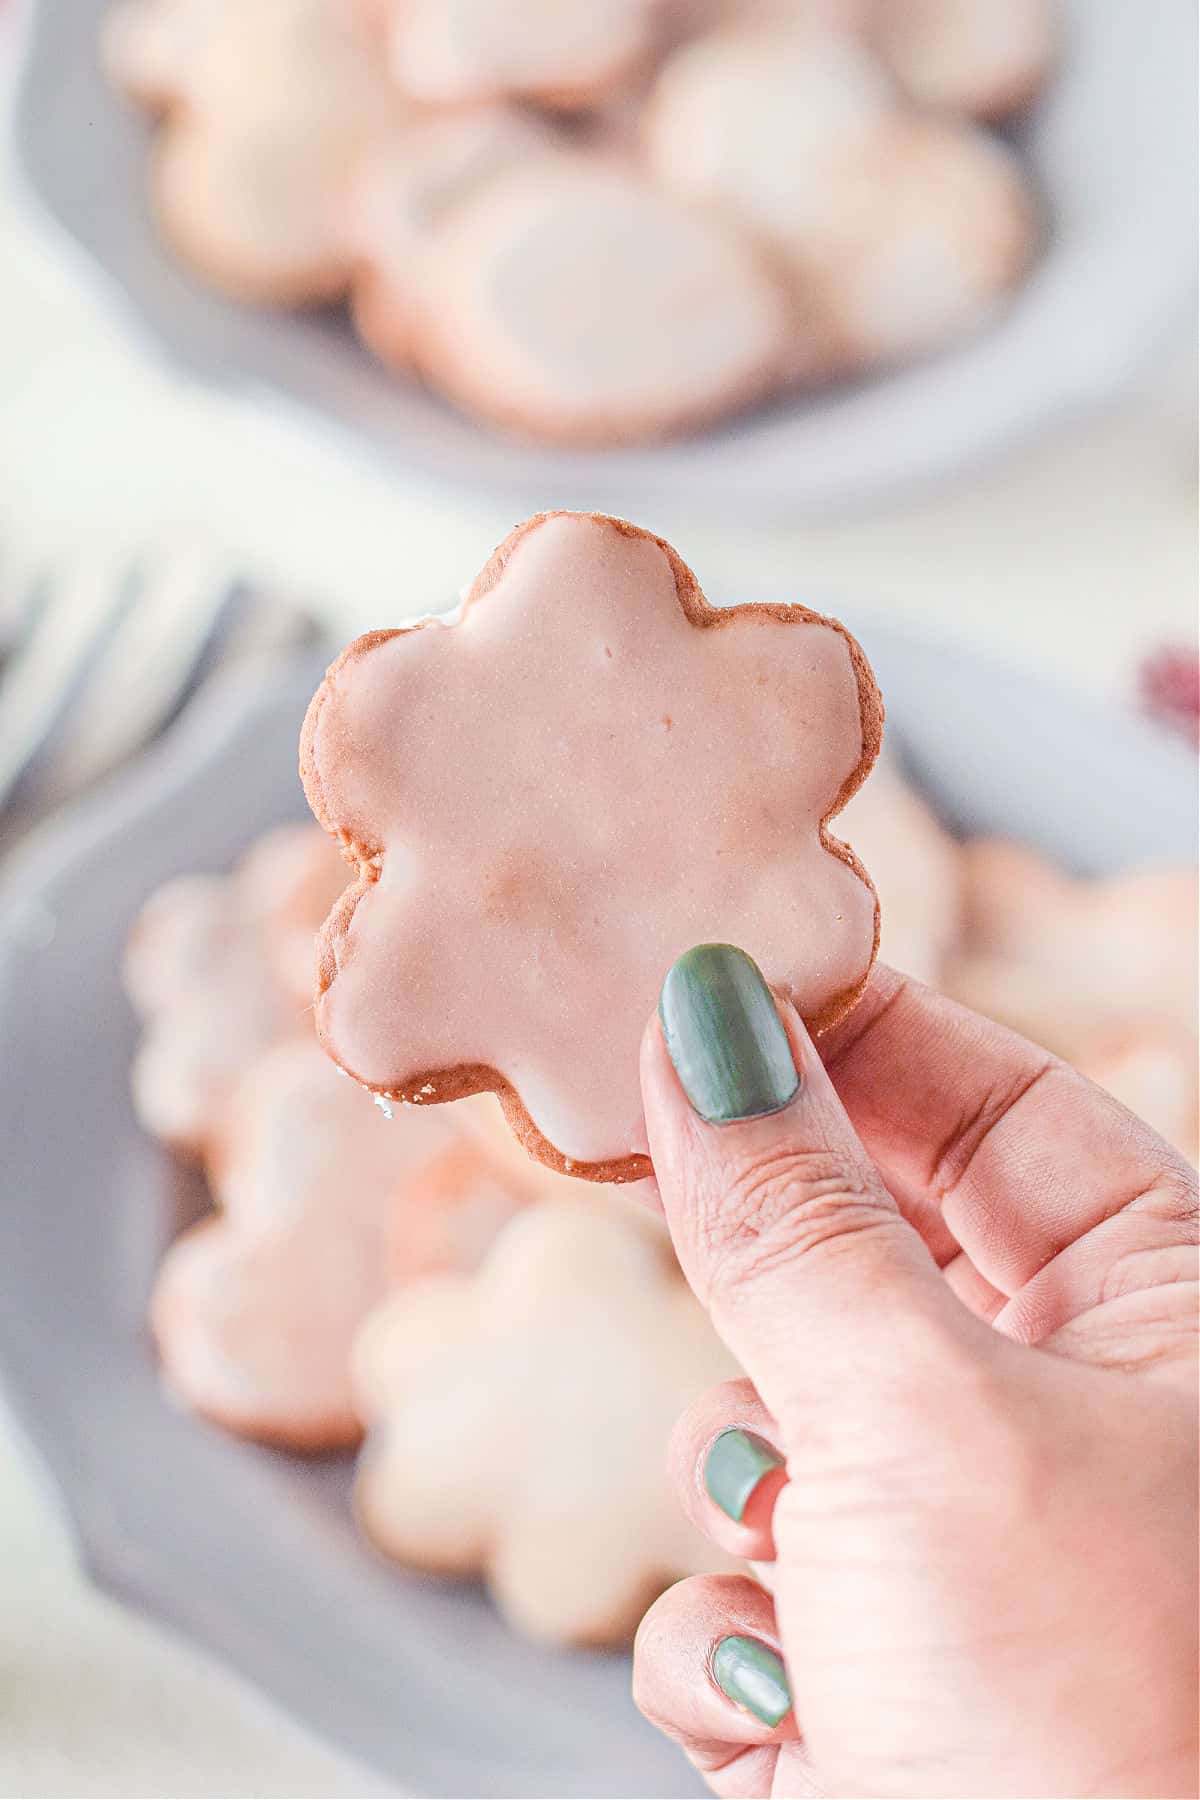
[
  {"x1": 647, "y1": 28, "x2": 1035, "y2": 367},
  {"x1": 410, "y1": 157, "x2": 789, "y2": 442},
  {"x1": 303, "y1": 513, "x2": 880, "y2": 1170},
  {"x1": 353, "y1": 1197, "x2": 737, "y2": 1644},
  {"x1": 384, "y1": 0, "x2": 658, "y2": 108},
  {"x1": 875, "y1": 0, "x2": 1059, "y2": 121}
]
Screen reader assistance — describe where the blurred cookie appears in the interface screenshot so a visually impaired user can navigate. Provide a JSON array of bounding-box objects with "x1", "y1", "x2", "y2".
[
  {"x1": 834, "y1": 755, "x2": 961, "y2": 986},
  {"x1": 352, "y1": 1197, "x2": 737, "y2": 1644},
  {"x1": 110, "y1": 0, "x2": 407, "y2": 303},
  {"x1": 388, "y1": 1137, "x2": 535, "y2": 1288},
  {"x1": 388, "y1": 1095, "x2": 605, "y2": 1285},
  {"x1": 647, "y1": 20, "x2": 894, "y2": 193},
  {"x1": 406, "y1": 157, "x2": 790, "y2": 444},
  {"x1": 1075, "y1": 1031, "x2": 1198, "y2": 1169},
  {"x1": 645, "y1": 24, "x2": 894, "y2": 263},
  {"x1": 944, "y1": 843, "x2": 1198, "y2": 1160},
  {"x1": 151, "y1": 1039, "x2": 515, "y2": 1449},
  {"x1": 378, "y1": 0, "x2": 659, "y2": 110},
  {"x1": 348, "y1": 109, "x2": 557, "y2": 372},
  {"x1": 646, "y1": 25, "x2": 1036, "y2": 370},
  {"x1": 101, "y1": 0, "x2": 234, "y2": 109},
  {"x1": 124, "y1": 824, "x2": 345, "y2": 1158},
  {"x1": 652, "y1": 0, "x2": 871, "y2": 46},
  {"x1": 805, "y1": 113, "x2": 1035, "y2": 367},
  {"x1": 946, "y1": 844, "x2": 1197, "y2": 1049},
  {"x1": 874, "y1": 0, "x2": 1059, "y2": 122}
]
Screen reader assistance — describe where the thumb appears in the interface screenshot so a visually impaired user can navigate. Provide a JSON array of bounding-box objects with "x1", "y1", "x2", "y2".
[{"x1": 642, "y1": 944, "x2": 978, "y2": 1437}]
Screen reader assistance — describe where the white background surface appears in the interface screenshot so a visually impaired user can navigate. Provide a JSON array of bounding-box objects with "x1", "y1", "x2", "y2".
[{"x1": 0, "y1": 10, "x2": 1196, "y2": 1794}]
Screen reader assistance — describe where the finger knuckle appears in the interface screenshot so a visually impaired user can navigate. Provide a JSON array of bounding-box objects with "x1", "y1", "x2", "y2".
[
  {"x1": 1128, "y1": 1167, "x2": 1200, "y2": 1239},
  {"x1": 700, "y1": 1143, "x2": 891, "y2": 1299}
]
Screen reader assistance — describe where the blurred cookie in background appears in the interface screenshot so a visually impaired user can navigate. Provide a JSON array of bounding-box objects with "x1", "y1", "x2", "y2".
[
  {"x1": 373, "y1": 0, "x2": 661, "y2": 110},
  {"x1": 872, "y1": 0, "x2": 1060, "y2": 122},
  {"x1": 645, "y1": 21, "x2": 1036, "y2": 375},
  {"x1": 836, "y1": 753, "x2": 962, "y2": 987},
  {"x1": 105, "y1": 0, "x2": 411, "y2": 303},
  {"x1": 403, "y1": 156, "x2": 791, "y2": 444},
  {"x1": 150, "y1": 1039, "x2": 523, "y2": 1449},
  {"x1": 352, "y1": 1196, "x2": 739, "y2": 1647},
  {"x1": 98, "y1": 0, "x2": 1056, "y2": 444},
  {"x1": 347, "y1": 106, "x2": 559, "y2": 372},
  {"x1": 944, "y1": 842, "x2": 1198, "y2": 1162},
  {"x1": 124, "y1": 824, "x2": 345, "y2": 1158}
]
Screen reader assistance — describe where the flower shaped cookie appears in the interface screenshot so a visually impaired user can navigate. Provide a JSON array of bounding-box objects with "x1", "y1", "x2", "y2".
[
  {"x1": 151, "y1": 1039, "x2": 523, "y2": 1449},
  {"x1": 391, "y1": 154, "x2": 791, "y2": 445},
  {"x1": 124, "y1": 824, "x2": 346, "y2": 1157},
  {"x1": 104, "y1": 0, "x2": 409, "y2": 303},
  {"x1": 352, "y1": 1196, "x2": 738, "y2": 1645},
  {"x1": 646, "y1": 23, "x2": 1036, "y2": 372},
  {"x1": 301, "y1": 512, "x2": 882, "y2": 1179}
]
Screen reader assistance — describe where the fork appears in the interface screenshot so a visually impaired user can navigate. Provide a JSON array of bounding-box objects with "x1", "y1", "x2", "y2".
[{"x1": 0, "y1": 542, "x2": 319, "y2": 828}]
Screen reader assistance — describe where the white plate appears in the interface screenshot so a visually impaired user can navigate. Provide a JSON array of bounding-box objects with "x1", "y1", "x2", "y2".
[
  {"x1": 0, "y1": 626, "x2": 1194, "y2": 1798},
  {"x1": 9, "y1": 0, "x2": 1197, "y2": 516}
]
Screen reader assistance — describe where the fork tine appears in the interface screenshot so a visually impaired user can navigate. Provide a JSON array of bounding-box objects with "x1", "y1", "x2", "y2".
[{"x1": 0, "y1": 553, "x2": 139, "y2": 814}]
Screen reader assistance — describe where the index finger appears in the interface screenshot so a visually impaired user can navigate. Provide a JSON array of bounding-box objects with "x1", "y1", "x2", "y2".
[{"x1": 818, "y1": 965, "x2": 1188, "y2": 1298}]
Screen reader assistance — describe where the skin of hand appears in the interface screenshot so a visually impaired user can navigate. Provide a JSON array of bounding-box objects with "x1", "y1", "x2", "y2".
[{"x1": 632, "y1": 949, "x2": 1199, "y2": 1800}]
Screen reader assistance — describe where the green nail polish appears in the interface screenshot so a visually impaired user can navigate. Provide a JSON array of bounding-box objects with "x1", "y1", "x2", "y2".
[
  {"x1": 712, "y1": 1634, "x2": 792, "y2": 1728},
  {"x1": 659, "y1": 944, "x2": 799, "y2": 1124},
  {"x1": 704, "y1": 1428, "x2": 785, "y2": 1523}
]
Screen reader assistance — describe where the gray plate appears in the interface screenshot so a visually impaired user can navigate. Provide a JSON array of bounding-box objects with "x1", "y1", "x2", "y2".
[
  {"x1": 9, "y1": 0, "x2": 1198, "y2": 515},
  {"x1": 0, "y1": 627, "x2": 1195, "y2": 1799}
]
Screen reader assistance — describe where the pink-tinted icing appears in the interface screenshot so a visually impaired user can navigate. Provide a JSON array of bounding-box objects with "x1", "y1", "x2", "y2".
[{"x1": 307, "y1": 513, "x2": 878, "y2": 1168}]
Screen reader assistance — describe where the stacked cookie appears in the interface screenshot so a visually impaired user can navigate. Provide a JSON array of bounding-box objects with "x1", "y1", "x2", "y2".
[{"x1": 102, "y1": 0, "x2": 1054, "y2": 445}]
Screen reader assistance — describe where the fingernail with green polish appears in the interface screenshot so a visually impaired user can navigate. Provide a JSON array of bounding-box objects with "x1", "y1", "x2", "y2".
[
  {"x1": 705, "y1": 1428, "x2": 785, "y2": 1523},
  {"x1": 659, "y1": 944, "x2": 799, "y2": 1125},
  {"x1": 712, "y1": 1634, "x2": 792, "y2": 1728}
]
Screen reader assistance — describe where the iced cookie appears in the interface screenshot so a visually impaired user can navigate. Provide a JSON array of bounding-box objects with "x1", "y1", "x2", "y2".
[
  {"x1": 377, "y1": 0, "x2": 659, "y2": 110},
  {"x1": 835, "y1": 754, "x2": 961, "y2": 986},
  {"x1": 1075, "y1": 1032, "x2": 1199, "y2": 1171},
  {"x1": 348, "y1": 109, "x2": 556, "y2": 374},
  {"x1": 151, "y1": 1040, "x2": 519, "y2": 1449},
  {"x1": 387, "y1": 1137, "x2": 537, "y2": 1288},
  {"x1": 300, "y1": 511, "x2": 882, "y2": 1180},
  {"x1": 388, "y1": 1102, "x2": 600, "y2": 1285},
  {"x1": 944, "y1": 843, "x2": 1198, "y2": 1160},
  {"x1": 101, "y1": 0, "x2": 235, "y2": 109},
  {"x1": 352, "y1": 1198, "x2": 738, "y2": 1645},
  {"x1": 945, "y1": 844, "x2": 1198, "y2": 1052},
  {"x1": 646, "y1": 25, "x2": 1036, "y2": 369},
  {"x1": 406, "y1": 156, "x2": 790, "y2": 444},
  {"x1": 647, "y1": 22, "x2": 895, "y2": 205},
  {"x1": 676, "y1": 0, "x2": 872, "y2": 30},
  {"x1": 810, "y1": 114, "x2": 1035, "y2": 366},
  {"x1": 124, "y1": 824, "x2": 345, "y2": 1157},
  {"x1": 107, "y1": 0, "x2": 407, "y2": 304},
  {"x1": 874, "y1": 0, "x2": 1059, "y2": 122}
]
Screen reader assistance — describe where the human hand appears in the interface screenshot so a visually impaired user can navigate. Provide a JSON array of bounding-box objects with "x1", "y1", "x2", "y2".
[{"x1": 633, "y1": 950, "x2": 1198, "y2": 1799}]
